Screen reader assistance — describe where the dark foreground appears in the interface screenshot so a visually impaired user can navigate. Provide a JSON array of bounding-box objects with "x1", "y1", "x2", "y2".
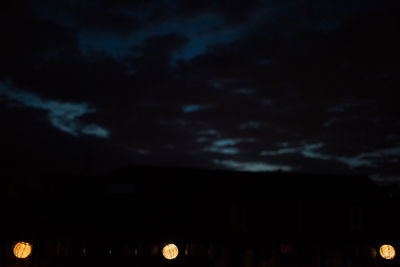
[{"x1": 1, "y1": 166, "x2": 400, "y2": 266}]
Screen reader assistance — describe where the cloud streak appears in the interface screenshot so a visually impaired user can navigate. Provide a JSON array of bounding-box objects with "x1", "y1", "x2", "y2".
[
  {"x1": 213, "y1": 159, "x2": 292, "y2": 172},
  {"x1": 261, "y1": 142, "x2": 400, "y2": 170},
  {"x1": 0, "y1": 83, "x2": 109, "y2": 139}
]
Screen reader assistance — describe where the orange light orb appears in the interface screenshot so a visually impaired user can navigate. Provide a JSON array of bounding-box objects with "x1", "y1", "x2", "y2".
[
  {"x1": 162, "y1": 243, "x2": 179, "y2": 260},
  {"x1": 380, "y1": 244, "x2": 395, "y2": 260},
  {"x1": 13, "y1": 242, "x2": 32, "y2": 259}
]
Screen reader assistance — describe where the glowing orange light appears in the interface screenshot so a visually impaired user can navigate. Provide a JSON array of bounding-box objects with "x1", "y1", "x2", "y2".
[
  {"x1": 13, "y1": 242, "x2": 32, "y2": 259},
  {"x1": 162, "y1": 243, "x2": 179, "y2": 260},
  {"x1": 380, "y1": 244, "x2": 395, "y2": 260}
]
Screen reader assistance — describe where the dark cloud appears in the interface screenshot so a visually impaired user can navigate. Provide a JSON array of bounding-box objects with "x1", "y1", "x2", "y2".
[
  {"x1": 75, "y1": 7, "x2": 141, "y2": 35},
  {"x1": 177, "y1": 0, "x2": 261, "y2": 24},
  {"x1": 0, "y1": 2, "x2": 78, "y2": 81},
  {"x1": 130, "y1": 33, "x2": 189, "y2": 71}
]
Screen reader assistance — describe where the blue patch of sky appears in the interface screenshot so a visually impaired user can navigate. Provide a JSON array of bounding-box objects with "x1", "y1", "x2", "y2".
[
  {"x1": 323, "y1": 115, "x2": 370, "y2": 128},
  {"x1": 261, "y1": 142, "x2": 332, "y2": 161},
  {"x1": 261, "y1": 99, "x2": 273, "y2": 106},
  {"x1": 214, "y1": 139, "x2": 238, "y2": 147},
  {"x1": 78, "y1": 14, "x2": 246, "y2": 60},
  {"x1": 213, "y1": 159, "x2": 292, "y2": 172},
  {"x1": 261, "y1": 143, "x2": 332, "y2": 161},
  {"x1": 198, "y1": 129, "x2": 219, "y2": 136},
  {"x1": 81, "y1": 124, "x2": 110, "y2": 138},
  {"x1": 327, "y1": 99, "x2": 374, "y2": 113},
  {"x1": 213, "y1": 139, "x2": 399, "y2": 172},
  {"x1": 240, "y1": 121, "x2": 264, "y2": 130},
  {"x1": 78, "y1": 30, "x2": 132, "y2": 58},
  {"x1": 182, "y1": 104, "x2": 210, "y2": 113},
  {"x1": 196, "y1": 137, "x2": 209, "y2": 143},
  {"x1": 332, "y1": 150, "x2": 391, "y2": 169},
  {"x1": 0, "y1": 83, "x2": 109, "y2": 139},
  {"x1": 203, "y1": 138, "x2": 256, "y2": 155},
  {"x1": 234, "y1": 88, "x2": 254, "y2": 95},
  {"x1": 300, "y1": 144, "x2": 331, "y2": 160},
  {"x1": 213, "y1": 138, "x2": 256, "y2": 147},
  {"x1": 260, "y1": 147, "x2": 297, "y2": 156},
  {"x1": 203, "y1": 147, "x2": 239, "y2": 155},
  {"x1": 359, "y1": 147, "x2": 400, "y2": 159},
  {"x1": 209, "y1": 79, "x2": 237, "y2": 89},
  {"x1": 336, "y1": 156, "x2": 374, "y2": 169},
  {"x1": 261, "y1": 141, "x2": 400, "y2": 169},
  {"x1": 176, "y1": 22, "x2": 246, "y2": 60},
  {"x1": 183, "y1": 105, "x2": 201, "y2": 113},
  {"x1": 277, "y1": 142, "x2": 290, "y2": 147}
]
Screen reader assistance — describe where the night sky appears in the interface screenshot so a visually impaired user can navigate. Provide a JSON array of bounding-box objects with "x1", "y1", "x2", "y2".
[{"x1": 1, "y1": 0, "x2": 399, "y2": 182}]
